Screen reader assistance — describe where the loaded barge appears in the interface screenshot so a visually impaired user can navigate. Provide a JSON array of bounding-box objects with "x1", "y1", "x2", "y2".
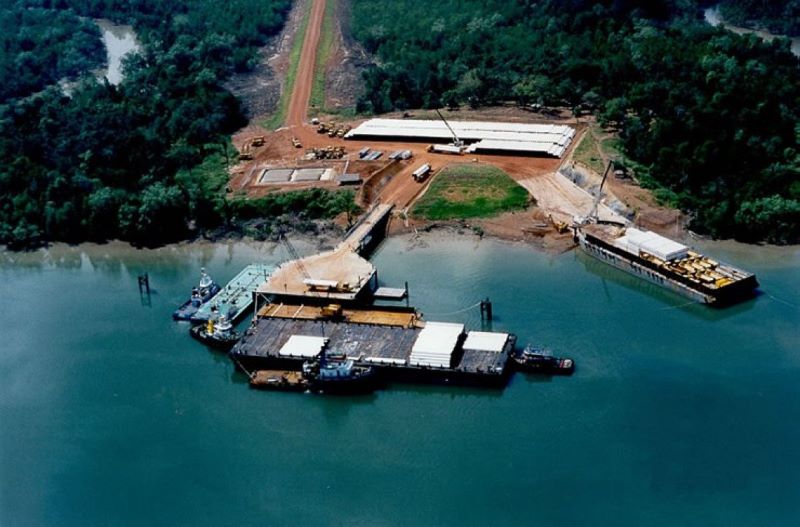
[
  {"x1": 230, "y1": 303, "x2": 517, "y2": 388},
  {"x1": 573, "y1": 161, "x2": 758, "y2": 305},
  {"x1": 575, "y1": 224, "x2": 758, "y2": 305}
]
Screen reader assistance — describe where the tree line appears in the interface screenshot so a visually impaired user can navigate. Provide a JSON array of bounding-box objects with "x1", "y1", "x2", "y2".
[
  {"x1": 351, "y1": 0, "x2": 800, "y2": 243},
  {"x1": 711, "y1": 0, "x2": 800, "y2": 37},
  {"x1": 1, "y1": 0, "x2": 360, "y2": 249}
]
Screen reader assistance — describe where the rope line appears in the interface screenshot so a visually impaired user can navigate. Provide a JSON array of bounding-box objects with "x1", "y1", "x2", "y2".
[
  {"x1": 423, "y1": 301, "x2": 483, "y2": 317},
  {"x1": 766, "y1": 293, "x2": 799, "y2": 310}
]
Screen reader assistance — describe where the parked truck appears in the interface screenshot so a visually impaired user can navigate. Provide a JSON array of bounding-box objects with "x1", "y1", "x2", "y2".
[{"x1": 412, "y1": 163, "x2": 432, "y2": 182}]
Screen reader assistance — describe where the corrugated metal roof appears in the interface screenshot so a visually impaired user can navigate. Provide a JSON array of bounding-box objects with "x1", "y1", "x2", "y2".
[
  {"x1": 463, "y1": 331, "x2": 508, "y2": 352},
  {"x1": 623, "y1": 228, "x2": 688, "y2": 261},
  {"x1": 345, "y1": 119, "x2": 575, "y2": 158},
  {"x1": 278, "y1": 335, "x2": 327, "y2": 358}
]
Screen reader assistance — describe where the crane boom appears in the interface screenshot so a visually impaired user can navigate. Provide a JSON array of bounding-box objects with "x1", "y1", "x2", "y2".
[
  {"x1": 588, "y1": 160, "x2": 613, "y2": 221},
  {"x1": 434, "y1": 108, "x2": 463, "y2": 147},
  {"x1": 280, "y1": 233, "x2": 311, "y2": 280}
]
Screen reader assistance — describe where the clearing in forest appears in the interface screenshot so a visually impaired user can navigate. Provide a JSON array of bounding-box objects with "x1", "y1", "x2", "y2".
[{"x1": 412, "y1": 164, "x2": 530, "y2": 220}]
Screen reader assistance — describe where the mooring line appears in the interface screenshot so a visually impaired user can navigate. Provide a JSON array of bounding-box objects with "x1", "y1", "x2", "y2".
[
  {"x1": 423, "y1": 301, "x2": 483, "y2": 317},
  {"x1": 658, "y1": 299, "x2": 699, "y2": 311},
  {"x1": 766, "y1": 293, "x2": 800, "y2": 310}
]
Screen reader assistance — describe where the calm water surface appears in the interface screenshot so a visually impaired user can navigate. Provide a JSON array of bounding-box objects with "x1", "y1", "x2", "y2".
[
  {"x1": 704, "y1": 6, "x2": 800, "y2": 57},
  {"x1": 95, "y1": 19, "x2": 140, "y2": 85},
  {"x1": 1, "y1": 236, "x2": 798, "y2": 526}
]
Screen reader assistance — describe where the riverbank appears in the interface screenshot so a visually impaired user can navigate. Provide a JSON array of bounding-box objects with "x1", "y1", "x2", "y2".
[
  {"x1": 704, "y1": 6, "x2": 800, "y2": 57},
  {"x1": 4, "y1": 217, "x2": 797, "y2": 274}
]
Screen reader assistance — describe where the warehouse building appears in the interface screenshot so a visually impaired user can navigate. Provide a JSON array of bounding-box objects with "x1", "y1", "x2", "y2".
[{"x1": 344, "y1": 118, "x2": 575, "y2": 157}]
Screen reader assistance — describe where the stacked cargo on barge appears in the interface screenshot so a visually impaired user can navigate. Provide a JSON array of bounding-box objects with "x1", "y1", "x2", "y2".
[
  {"x1": 230, "y1": 303, "x2": 516, "y2": 388},
  {"x1": 575, "y1": 223, "x2": 758, "y2": 304}
]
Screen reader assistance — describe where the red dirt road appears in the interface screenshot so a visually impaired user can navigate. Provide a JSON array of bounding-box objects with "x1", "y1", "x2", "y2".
[{"x1": 286, "y1": 0, "x2": 327, "y2": 128}]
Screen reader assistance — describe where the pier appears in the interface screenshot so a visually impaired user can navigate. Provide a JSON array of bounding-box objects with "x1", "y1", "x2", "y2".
[{"x1": 256, "y1": 203, "x2": 394, "y2": 304}]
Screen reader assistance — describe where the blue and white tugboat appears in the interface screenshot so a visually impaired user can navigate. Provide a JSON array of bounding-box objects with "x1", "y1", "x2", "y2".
[
  {"x1": 303, "y1": 350, "x2": 378, "y2": 395},
  {"x1": 172, "y1": 268, "x2": 221, "y2": 321},
  {"x1": 511, "y1": 344, "x2": 575, "y2": 375},
  {"x1": 190, "y1": 314, "x2": 240, "y2": 350}
]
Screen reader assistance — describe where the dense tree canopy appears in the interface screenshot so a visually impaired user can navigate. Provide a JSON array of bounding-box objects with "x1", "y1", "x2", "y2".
[
  {"x1": 713, "y1": 0, "x2": 800, "y2": 36},
  {"x1": 0, "y1": 0, "x2": 293, "y2": 247},
  {"x1": 351, "y1": 0, "x2": 800, "y2": 243},
  {"x1": 0, "y1": 3, "x2": 105, "y2": 103}
]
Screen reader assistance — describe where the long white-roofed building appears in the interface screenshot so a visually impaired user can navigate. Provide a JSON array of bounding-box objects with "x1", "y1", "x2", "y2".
[{"x1": 344, "y1": 118, "x2": 576, "y2": 157}]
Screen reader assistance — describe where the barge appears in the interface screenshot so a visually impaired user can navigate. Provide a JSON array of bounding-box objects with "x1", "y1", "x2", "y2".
[
  {"x1": 191, "y1": 263, "x2": 274, "y2": 323},
  {"x1": 230, "y1": 305, "x2": 516, "y2": 388},
  {"x1": 575, "y1": 224, "x2": 758, "y2": 305},
  {"x1": 572, "y1": 161, "x2": 758, "y2": 305}
]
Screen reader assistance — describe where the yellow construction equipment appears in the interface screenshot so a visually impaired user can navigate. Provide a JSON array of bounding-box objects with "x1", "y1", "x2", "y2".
[
  {"x1": 251, "y1": 136, "x2": 265, "y2": 147},
  {"x1": 320, "y1": 304, "x2": 343, "y2": 319},
  {"x1": 547, "y1": 214, "x2": 569, "y2": 233}
]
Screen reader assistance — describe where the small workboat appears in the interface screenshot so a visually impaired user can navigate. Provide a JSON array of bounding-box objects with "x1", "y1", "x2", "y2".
[
  {"x1": 190, "y1": 314, "x2": 240, "y2": 350},
  {"x1": 303, "y1": 351, "x2": 378, "y2": 394},
  {"x1": 511, "y1": 344, "x2": 575, "y2": 375},
  {"x1": 249, "y1": 370, "x2": 310, "y2": 392},
  {"x1": 173, "y1": 268, "x2": 221, "y2": 321}
]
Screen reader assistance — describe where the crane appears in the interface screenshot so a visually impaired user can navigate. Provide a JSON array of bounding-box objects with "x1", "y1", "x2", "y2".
[
  {"x1": 279, "y1": 232, "x2": 311, "y2": 280},
  {"x1": 434, "y1": 108, "x2": 463, "y2": 148},
  {"x1": 588, "y1": 160, "x2": 613, "y2": 222}
]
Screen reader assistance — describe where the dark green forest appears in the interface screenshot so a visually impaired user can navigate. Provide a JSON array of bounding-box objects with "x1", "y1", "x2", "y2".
[
  {"x1": 713, "y1": 0, "x2": 800, "y2": 36},
  {"x1": 0, "y1": 0, "x2": 345, "y2": 248},
  {"x1": 352, "y1": 0, "x2": 800, "y2": 243}
]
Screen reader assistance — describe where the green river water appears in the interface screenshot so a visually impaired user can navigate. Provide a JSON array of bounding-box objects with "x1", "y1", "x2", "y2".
[{"x1": 1, "y1": 234, "x2": 798, "y2": 526}]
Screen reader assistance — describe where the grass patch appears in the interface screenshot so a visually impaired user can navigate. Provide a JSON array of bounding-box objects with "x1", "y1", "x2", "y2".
[
  {"x1": 309, "y1": 0, "x2": 336, "y2": 114},
  {"x1": 573, "y1": 124, "x2": 606, "y2": 174},
  {"x1": 411, "y1": 164, "x2": 530, "y2": 220},
  {"x1": 262, "y1": 2, "x2": 312, "y2": 130}
]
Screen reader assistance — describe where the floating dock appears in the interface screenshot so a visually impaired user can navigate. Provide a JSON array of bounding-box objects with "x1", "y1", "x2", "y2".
[
  {"x1": 191, "y1": 263, "x2": 275, "y2": 323},
  {"x1": 230, "y1": 305, "x2": 515, "y2": 388},
  {"x1": 256, "y1": 204, "x2": 393, "y2": 304}
]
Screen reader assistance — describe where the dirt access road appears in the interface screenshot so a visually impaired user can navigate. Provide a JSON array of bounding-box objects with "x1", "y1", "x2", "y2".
[
  {"x1": 231, "y1": 0, "x2": 681, "y2": 248},
  {"x1": 286, "y1": 0, "x2": 327, "y2": 128}
]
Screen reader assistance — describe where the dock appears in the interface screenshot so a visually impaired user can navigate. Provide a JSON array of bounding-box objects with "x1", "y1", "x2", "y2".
[
  {"x1": 192, "y1": 264, "x2": 275, "y2": 322},
  {"x1": 256, "y1": 204, "x2": 394, "y2": 304}
]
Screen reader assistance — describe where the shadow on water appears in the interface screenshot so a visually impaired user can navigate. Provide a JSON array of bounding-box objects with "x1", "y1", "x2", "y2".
[{"x1": 575, "y1": 251, "x2": 757, "y2": 321}]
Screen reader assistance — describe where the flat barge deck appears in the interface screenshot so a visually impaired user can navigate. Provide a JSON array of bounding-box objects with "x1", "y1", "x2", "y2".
[
  {"x1": 231, "y1": 315, "x2": 515, "y2": 388},
  {"x1": 192, "y1": 263, "x2": 274, "y2": 322}
]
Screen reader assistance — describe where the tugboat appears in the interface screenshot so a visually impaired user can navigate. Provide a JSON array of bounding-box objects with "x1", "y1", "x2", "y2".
[
  {"x1": 511, "y1": 345, "x2": 575, "y2": 375},
  {"x1": 189, "y1": 314, "x2": 240, "y2": 350},
  {"x1": 173, "y1": 268, "x2": 221, "y2": 321},
  {"x1": 303, "y1": 350, "x2": 378, "y2": 394}
]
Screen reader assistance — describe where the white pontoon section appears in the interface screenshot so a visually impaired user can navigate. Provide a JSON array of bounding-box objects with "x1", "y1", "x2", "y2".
[
  {"x1": 613, "y1": 227, "x2": 689, "y2": 261},
  {"x1": 278, "y1": 335, "x2": 328, "y2": 358},
  {"x1": 462, "y1": 331, "x2": 509, "y2": 353},
  {"x1": 409, "y1": 322, "x2": 464, "y2": 368}
]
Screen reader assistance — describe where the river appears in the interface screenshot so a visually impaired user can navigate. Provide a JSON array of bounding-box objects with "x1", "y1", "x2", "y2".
[
  {"x1": 95, "y1": 19, "x2": 140, "y2": 85},
  {"x1": 1, "y1": 235, "x2": 799, "y2": 526},
  {"x1": 704, "y1": 6, "x2": 800, "y2": 57}
]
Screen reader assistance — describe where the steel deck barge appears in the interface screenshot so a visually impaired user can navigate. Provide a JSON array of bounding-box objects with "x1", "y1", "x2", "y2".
[
  {"x1": 230, "y1": 314, "x2": 516, "y2": 388},
  {"x1": 191, "y1": 263, "x2": 275, "y2": 323},
  {"x1": 576, "y1": 224, "x2": 758, "y2": 305}
]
